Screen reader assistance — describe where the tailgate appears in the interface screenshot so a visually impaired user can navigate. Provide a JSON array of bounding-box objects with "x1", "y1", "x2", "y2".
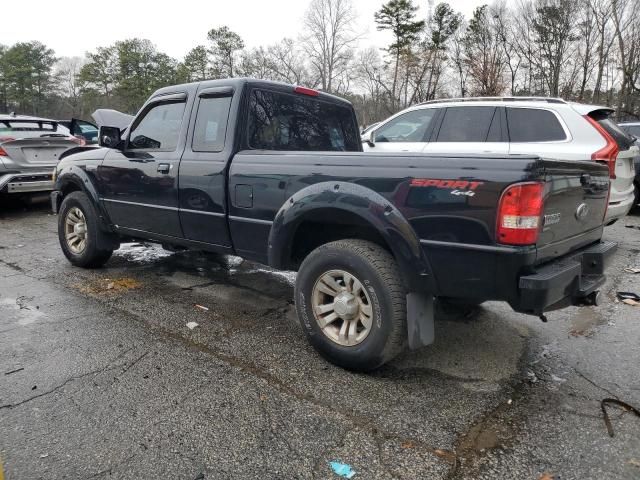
[
  {"x1": 537, "y1": 159, "x2": 609, "y2": 261},
  {"x1": 1, "y1": 138, "x2": 77, "y2": 166}
]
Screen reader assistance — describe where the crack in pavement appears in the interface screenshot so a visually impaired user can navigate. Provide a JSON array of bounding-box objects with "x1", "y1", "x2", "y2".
[
  {"x1": 573, "y1": 368, "x2": 619, "y2": 399},
  {"x1": 1, "y1": 345, "x2": 143, "y2": 410}
]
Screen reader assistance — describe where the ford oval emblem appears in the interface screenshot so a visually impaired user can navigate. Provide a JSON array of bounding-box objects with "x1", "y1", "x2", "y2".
[{"x1": 575, "y1": 203, "x2": 590, "y2": 220}]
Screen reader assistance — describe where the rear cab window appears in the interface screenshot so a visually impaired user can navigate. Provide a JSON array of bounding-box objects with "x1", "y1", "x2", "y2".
[
  {"x1": 247, "y1": 89, "x2": 359, "y2": 151},
  {"x1": 507, "y1": 108, "x2": 567, "y2": 142}
]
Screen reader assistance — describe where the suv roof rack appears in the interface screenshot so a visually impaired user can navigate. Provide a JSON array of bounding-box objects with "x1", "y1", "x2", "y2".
[{"x1": 419, "y1": 96, "x2": 567, "y2": 105}]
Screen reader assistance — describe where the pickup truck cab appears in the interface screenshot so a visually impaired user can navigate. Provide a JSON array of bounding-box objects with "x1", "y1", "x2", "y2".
[{"x1": 52, "y1": 78, "x2": 616, "y2": 371}]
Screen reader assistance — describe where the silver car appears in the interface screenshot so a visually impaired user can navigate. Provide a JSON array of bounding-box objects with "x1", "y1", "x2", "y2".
[
  {"x1": 0, "y1": 114, "x2": 82, "y2": 196},
  {"x1": 362, "y1": 97, "x2": 637, "y2": 224}
]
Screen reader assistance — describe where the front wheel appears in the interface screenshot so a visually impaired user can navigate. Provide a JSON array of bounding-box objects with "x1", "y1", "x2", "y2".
[
  {"x1": 295, "y1": 239, "x2": 407, "y2": 372},
  {"x1": 58, "y1": 191, "x2": 114, "y2": 268}
]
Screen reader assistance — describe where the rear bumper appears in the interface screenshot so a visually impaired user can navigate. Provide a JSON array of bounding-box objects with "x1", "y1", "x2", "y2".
[
  {"x1": 0, "y1": 172, "x2": 54, "y2": 194},
  {"x1": 605, "y1": 190, "x2": 635, "y2": 223},
  {"x1": 422, "y1": 236, "x2": 616, "y2": 316},
  {"x1": 517, "y1": 241, "x2": 617, "y2": 315}
]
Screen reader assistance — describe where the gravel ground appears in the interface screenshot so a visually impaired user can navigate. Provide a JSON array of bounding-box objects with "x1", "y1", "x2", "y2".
[{"x1": 1, "y1": 198, "x2": 639, "y2": 480}]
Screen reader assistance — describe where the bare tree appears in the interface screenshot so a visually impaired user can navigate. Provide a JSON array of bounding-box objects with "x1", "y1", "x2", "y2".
[
  {"x1": 54, "y1": 56, "x2": 88, "y2": 117},
  {"x1": 463, "y1": 5, "x2": 506, "y2": 96},
  {"x1": 303, "y1": 0, "x2": 359, "y2": 93}
]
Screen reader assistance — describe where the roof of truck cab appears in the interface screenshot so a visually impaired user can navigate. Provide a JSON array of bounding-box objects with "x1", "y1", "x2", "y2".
[{"x1": 150, "y1": 78, "x2": 352, "y2": 106}]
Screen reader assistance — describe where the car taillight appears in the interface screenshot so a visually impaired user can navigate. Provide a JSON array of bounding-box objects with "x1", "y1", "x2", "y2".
[
  {"x1": 497, "y1": 182, "x2": 545, "y2": 245},
  {"x1": 0, "y1": 136, "x2": 13, "y2": 156},
  {"x1": 584, "y1": 115, "x2": 618, "y2": 179}
]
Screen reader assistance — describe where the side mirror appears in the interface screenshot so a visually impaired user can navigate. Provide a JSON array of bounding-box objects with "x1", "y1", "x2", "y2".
[
  {"x1": 99, "y1": 126, "x2": 122, "y2": 148},
  {"x1": 362, "y1": 129, "x2": 376, "y2": 147}
]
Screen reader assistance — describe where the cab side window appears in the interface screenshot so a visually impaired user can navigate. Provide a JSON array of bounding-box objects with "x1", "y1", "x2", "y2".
[
  {"x1": 128, "y1": 101, "x2": 186, "y2": 150},
  {"x1": 192, "y1": 96, "x2": 232, "y2": 152},
  {"x1": 375, "y1": 109, "x2": 436, "y2": 143}
]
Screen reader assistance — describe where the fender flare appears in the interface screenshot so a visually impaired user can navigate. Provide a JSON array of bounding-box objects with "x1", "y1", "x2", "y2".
[
  {"x1": 268, "y1": 181, "x2": 437, "y2": 293},
  {"x1": 54, "y1": 166, "x2": 114, "y2": 233}
]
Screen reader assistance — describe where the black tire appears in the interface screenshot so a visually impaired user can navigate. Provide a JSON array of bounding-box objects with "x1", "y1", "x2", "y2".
[
  {"x1": 58, "y1": 191, "x2": 114, "y2": 268},
  {"x1": 295, "y1": 239, "x2": 407, "y2": 372}
]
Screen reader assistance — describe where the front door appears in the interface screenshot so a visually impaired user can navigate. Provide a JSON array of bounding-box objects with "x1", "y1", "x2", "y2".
[
  {"x1": 98, "y1": 93, "x2": 189, "y2": 238},
  {"x1": 363, "y1": 108, "x2": 438, "y2": 153}
]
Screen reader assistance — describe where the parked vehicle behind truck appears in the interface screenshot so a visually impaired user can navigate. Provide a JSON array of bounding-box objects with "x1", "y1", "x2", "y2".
[
  {"x1": 51, "y1": 79, "x2": 616, "y2": 371},
  {"x1": 363, "y1": 97, "x2": 637, "y2": 224},
  {"x1": 0, "y1": 114, "x2": 83, "y2": 197}
]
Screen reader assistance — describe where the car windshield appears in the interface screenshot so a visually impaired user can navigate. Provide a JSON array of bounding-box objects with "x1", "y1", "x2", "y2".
[{"x1": 0, "y1": 119, "x2": 71, "y2": 140}]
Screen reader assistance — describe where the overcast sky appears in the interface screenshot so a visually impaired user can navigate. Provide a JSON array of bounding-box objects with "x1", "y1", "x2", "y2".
[{"x1": 1, "y1": 0, "x2": 487, "y2": 59}]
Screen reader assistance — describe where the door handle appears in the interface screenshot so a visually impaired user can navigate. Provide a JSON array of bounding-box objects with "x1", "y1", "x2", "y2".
[{"x1": 157, "y1": 163, "x2": 170, "y2": 174}]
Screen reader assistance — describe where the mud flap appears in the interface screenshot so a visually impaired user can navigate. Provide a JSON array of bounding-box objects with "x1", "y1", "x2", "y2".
[{"x1": 406, "y1": 293, "x2": 434, "y2": 349}]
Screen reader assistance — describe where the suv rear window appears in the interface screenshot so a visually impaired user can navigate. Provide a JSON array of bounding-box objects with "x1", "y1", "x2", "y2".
[
  {"x1": 248, "y1": 89, "x2": 359, "y2": 151},
  {"x1": 435, "y1": 107, "x2": 496, "y2": 142},
  {"x1": 507, "y1": 108, "x2": 566, "y2": 142}
]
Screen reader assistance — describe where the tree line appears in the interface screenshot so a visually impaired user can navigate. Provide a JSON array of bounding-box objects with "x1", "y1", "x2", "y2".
[{"x1": 2, "y1": 0, "x2": 640, "y2": 126}]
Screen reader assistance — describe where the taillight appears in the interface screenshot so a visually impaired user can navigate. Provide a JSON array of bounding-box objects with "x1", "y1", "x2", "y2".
[
  {"x1": 294, "y1": 86, "x2": 320, "y2": 97},
  {"x1": 0, "y1": 136, "x2": 14, "y2": 156},
  {"x1": 497, "y1": 182, "x2": 545, "y2": 245},
  {"x1": 584, "y1": 115, "x2": 618, "y2": 179}
]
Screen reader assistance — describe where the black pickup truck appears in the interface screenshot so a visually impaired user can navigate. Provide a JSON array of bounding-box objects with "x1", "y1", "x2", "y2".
[{"x1": 51, "y1": 78, "x2": 616, "y2": 371}]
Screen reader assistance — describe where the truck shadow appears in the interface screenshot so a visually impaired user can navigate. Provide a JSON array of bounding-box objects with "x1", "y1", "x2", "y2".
[{"x1": 0, "y1": 194, "x2": 50, "y2": 219}]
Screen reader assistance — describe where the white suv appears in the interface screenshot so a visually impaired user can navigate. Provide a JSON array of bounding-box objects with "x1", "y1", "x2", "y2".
[{"x1": 362, "y1": 98, "x2": 637, "y2": 224}]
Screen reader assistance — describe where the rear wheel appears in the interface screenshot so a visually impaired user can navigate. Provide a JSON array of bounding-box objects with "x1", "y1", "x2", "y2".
[
  {"x1": 295, "y1": 239, "x2": 407, "y2": 371},
  {"x1": 58, "y1": 191, "x2": 114, "y2": 268}
]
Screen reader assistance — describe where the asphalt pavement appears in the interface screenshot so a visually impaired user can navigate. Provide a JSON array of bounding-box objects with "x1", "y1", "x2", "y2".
[{"x1": 1, "y1": 199, "x2": 639, "y2": 480}]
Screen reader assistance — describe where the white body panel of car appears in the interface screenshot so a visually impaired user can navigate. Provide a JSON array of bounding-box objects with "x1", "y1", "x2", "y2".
[{"x1": 363, "y1": 98, "x2": 637, "y2": 223}]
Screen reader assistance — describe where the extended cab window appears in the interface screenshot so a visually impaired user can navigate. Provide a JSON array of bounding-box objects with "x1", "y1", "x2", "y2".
[
  {"x1": 192, "y1": 96, "x2": 232, "y2": 152},
  {"x1": 435, "y1": 107, "x2": 495, "y2": 142},
  {"x1": 128, "y1": 101, "x2": 186, "y2": 150},
  {"x1": 248, "y1": 89, "x2": 359, "y2": 151},
  {"x1": 507, "y1": 108, "x2": 566, "y2": 142},
  {"x1": 375, "y1": 109, "x2": 435, "y2": 143}
]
